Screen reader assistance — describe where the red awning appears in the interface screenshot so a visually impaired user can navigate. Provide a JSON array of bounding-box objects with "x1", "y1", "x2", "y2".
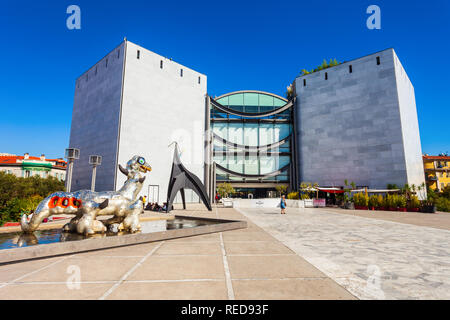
[{"x1": 318, "y1": 189, "x2": 345, "y2": 194}]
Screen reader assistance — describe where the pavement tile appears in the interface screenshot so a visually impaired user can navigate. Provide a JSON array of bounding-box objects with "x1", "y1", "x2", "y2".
[
  {"x1": 128, "y1": 255, "x2": 225, "y2": 280},
  {"x1": 232, "y1": 279, "x2": 356, "y2": 300},
  {"x1": 107, "y1": 281, "x2": 228, "y2": 300},
  {"x1": 18, "y1": 256, "x2": 141, "y2": 282},
  {"x1": 225, "y1": 241, "x2": 294, "y2": 255},
  {"x1": 222, "y1": 230, "x2": 277, "y2": 242},
  {"x1": 154, "y1": 242, "x2": 222, "y2": 255},
  {"x1": 0, "y1": 257, "x2": 62, "y2": 282},
  {"x1": 166, "y1": 233, "x2": 220, "y2": 243},
  {"x1": 0, "y1": 283, "x2": 113, "y2": 300},
  {"x1": 75, "y1": 242, "x2": 158, "y2": 257},
  {"x1": 228, "y1": 255, "x2": 326, "y2": 279}
]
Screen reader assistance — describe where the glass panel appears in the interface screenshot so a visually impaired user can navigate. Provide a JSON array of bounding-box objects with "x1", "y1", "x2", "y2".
[
  {"x1": 279, "y1": 156, "x2": 290, "y2": 168},
  {"x1": 212, "y1": 123, "x2": 228, "y2": 140},
  {"x1": 279, "y1": 141, "x2": 290, "y2": 153},
  {"x1": 244, "y1": 156, "x2": 259, "y2": 175},
  {"x1": 229, "y1": 105, "x2": 244, "y2": 112},
  {"x1": 259, "y1": 94, "x2": 274, "y2": 107},
  {"x1": 259, "y1": 123, "x2": 274, "y2": 145},
  {"x1": 228, "y1": 123, "x2": 243, "y2": 145},
  {"x1": 214, "y1": 155, "x2": 227, "y2": 169},
  {"x1": 228, "y1": 93, "x2": 244, "y2": 106},
  {"x1": 244, "y1": 106, "x2": 258, "y2": 113},
  {"x1": 274, "y1": 97, "x2": 286, "y2": 107},
  {"x1": 274, "y1": 124, "x2": 290, "y2": 141},
  {"x1": 260, "y1": 156, "x2": 276, "y2": 174},
  {"x1": 244, "y1": 93, "x2": 259, "y2": 106},
  {"x1": 243, "y1": 123, "x2": 258, "y2": 146},
  {"x1": 216, "y1": 96, "x2": 229, "y2": 106},
  {"x1": 227, "y1": 154, "x2": 244, "y2": 174}
]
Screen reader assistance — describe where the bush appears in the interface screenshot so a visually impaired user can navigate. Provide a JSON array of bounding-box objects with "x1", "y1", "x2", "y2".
[
  {"x1": 368, "y1": 195, "x2": 378, "y2": 208},
  {"x1": 0, "y1": 172, "x2": 63, "y2": 225},
  {"x1": 276, "y1": 185, "x2": 288, "y2": 196},
  {"x1": 396, "y1": 195, "x2": 407, "y2": 208},
  {"x1": 436, "y1": 197, "x2": 450, "y2": 212},
  {"x1": 287, "y1": 192, "x2": 299, "y2": 200},
  {"x1": 385, "y1": 194, "x2": 396, "y2": 208},
  {"x1": 376, "y1": 194, "x2": 383, "y2": 207},
  {"x1": 353, "y1": 193, "x2": 368, "y2": 206},
  {"x1": 300, "y1": 193, "x2": 310, "y2": 200},
  {"x1": 217, "y1": 182, "x2": 235, "y2": 198},
  {"x1": 408, "y1": 195, "x2": 420, "y2": 209}
]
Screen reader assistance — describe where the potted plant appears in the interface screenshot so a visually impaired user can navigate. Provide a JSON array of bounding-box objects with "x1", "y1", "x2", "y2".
[
  {"x1": 368, "y1": 195, "x2": 378, "y2": 210},
  {"x1": 408, "y1": 195, "x2": 420, "y2": 212},
  {"x1": 386, "y1": 194, "x2": 396, "y2": 211},
  {"x1": 353, "y1": 193, "x2": 368, "y2": 210},
  {"x1": 375, "y1": 194, "x2": 384, "y2": 210},
  {"x1": 421, "y1": 192, "x2": 437, "y2": 213},
  {"x1": 342, "y1": 180, "x2": 355, "y2": 209},
  {"x1": 396, "y1": 195, "x2": 407, "y2": 212}
]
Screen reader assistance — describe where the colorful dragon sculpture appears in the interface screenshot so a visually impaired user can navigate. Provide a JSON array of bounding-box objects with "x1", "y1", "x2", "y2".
[{"x1": 20, "y1": 155, "x2": 152, "y2": 235}]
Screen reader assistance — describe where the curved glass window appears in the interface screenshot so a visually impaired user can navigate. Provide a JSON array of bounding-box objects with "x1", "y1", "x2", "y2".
[
  {"x1": 211, "y1": 90, "x2": 292, "y2": 185},
  {"x1": 215, "y1": 92, "x2": 287, "y2": 114}
]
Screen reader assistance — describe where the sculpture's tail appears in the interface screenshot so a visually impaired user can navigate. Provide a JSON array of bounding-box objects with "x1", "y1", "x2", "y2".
[
  {"x1": 20, "y1": 199, "x2": 50, "y2": 233},
  {"x1": 20, "y1": 195, "x2": 53, "y2": 233}
]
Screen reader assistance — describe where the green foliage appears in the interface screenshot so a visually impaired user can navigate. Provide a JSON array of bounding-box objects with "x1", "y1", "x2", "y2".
[
  {"x1": 353, "y1": 193, "x2": 368, "y2": 206},
  {"x1": 0, "y1": 172, "x2": 64, "y2": 225},
  {"x1": 275, "y1": 185, "x2": 288, "y2": 196},
  {"x1": 376, "y1": 194, "x2": 383, "y2": 207},
  {"x1": 436, "y1": 197, "x2": 450, "y2": 212},
  {"x1": 300, "y1": 193, "x2": 310, "y2": 200},
  {"x1": 387, "y1": 183, "x2": 399, "y2": 190},
  {"x1": 287, "y1": 191, "x2": 299, "y2": 200},
  {"x1": 216, "y1": 182, "x2": 235, "y2": 198},
  {"x1": 300, "y1": 58, "x2": 341, "y2": 76},
  {"x1": 368, "y1": 195, "x2": 378, "y2": 208},
  {"x1": 396, "y1": 195, "x2": 407, "y2": 208},
  {"x1": 441, "y1": 186, "x2": 450, "y2": 199},
  {"x1": 408, "y1": 195, "x2": 420, "y2": 209},
  {"x1": 385, "y1": 194, "x2": 395, "y2": 208}
]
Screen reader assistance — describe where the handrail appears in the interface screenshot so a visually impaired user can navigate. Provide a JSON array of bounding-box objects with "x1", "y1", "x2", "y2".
[
  {"x1": 215, "y1": 162, "x2": 290, "y2": 179},
  {"x1": 213, "y1": 133, "x2": 290, "y2": 151}
]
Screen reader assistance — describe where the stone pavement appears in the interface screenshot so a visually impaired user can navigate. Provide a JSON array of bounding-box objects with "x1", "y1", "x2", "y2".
[
  {"x1": 0, "y1": 207, "x2": 355, "y2": 300},
  {"x1": 236, "y1": 206, "x2": 450, "y2": 300}
]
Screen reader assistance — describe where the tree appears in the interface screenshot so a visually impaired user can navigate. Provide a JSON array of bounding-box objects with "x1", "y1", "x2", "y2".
[
  {"x1": 275, "y1": 185, "x2": 287, "y2": 196},
  {"x1": 216, "y1": 183, "x2": 235, "y2": 198},
  {"x1": 0, "y1": 172, "x2": 65, "y2": 224}
]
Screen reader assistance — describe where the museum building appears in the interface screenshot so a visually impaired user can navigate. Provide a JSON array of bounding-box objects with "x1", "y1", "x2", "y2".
[{"x1": 68, "y1": 39, "x2": 425, "y2": 201}]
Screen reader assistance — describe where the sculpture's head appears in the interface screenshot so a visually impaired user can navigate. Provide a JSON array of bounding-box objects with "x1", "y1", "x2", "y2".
[
  {"x1": 119, "y1": 155, "x2": 151, "y2": 180},
  {"x1": 127, "y1": 155, "x2": 152, "y2": 173}
]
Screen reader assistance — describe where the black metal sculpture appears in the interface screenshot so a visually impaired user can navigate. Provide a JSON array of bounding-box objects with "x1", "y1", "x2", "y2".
[{"x1": 166, "y1": 144, "x2": 212, "y2": 213}]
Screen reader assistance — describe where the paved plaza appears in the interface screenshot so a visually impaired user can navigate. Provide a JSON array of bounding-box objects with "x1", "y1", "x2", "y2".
[
  {"x1": 0, "y1": 207, "x2": 354, "y2": 300},
  {"x1": 1, "y1": 205, "x2": 449, "y2": 300},
  {"x1": 236, "y1": 207, "x2": 450, "y2": 299}
]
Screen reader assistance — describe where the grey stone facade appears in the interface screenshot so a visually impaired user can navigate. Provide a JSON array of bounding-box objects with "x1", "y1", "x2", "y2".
[
  {"x1": 294, "y1": 48, "x2": 425, "y2": 192},
  {"x1": 68, "y1": 40, "x2": 206, "y2": 203},
  {"x1": 69, "y1": 42, "x2": 125, "y2": 192}
]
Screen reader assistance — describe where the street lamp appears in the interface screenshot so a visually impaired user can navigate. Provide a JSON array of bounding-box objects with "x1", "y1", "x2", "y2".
[
  {"x1": 89, "y1": 155, "x2": 102, "y2": 191},
  {"x1": 65, "y1": 148, "x2": 80, "y2": 192}
]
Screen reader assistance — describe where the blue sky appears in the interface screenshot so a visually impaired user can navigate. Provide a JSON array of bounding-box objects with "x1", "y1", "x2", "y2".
[{"x1": 1, "y1": 0, "x2": 449, "y2": 159}]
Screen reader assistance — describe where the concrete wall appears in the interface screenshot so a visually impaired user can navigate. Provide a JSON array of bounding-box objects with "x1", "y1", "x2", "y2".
[
  {"x1": 392, "y1": 51, "x2": 426, "y2": 190},
  {"x1": 68, "y1": 43, "x2": 125, "y2": 192},
  {"x1": 116, "y1": 41, "x2": 207, "y2": 203},
  {"x1": 295, "y1": 48, "x2": 423, "y2": 190}
]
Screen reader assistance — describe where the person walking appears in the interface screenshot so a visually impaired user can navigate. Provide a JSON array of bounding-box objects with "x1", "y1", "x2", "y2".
[
  {"x1": 142, "y1": 196, "x2": 147, "y2": 212},
  {"x1": 280, "y1": 195, "x2": 286, "y2": 214}
]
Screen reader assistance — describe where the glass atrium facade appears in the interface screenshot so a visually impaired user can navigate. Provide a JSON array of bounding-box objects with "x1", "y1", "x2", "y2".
[{"x1": 209, "y1": 91, "x2": 297, "y2": 197}]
